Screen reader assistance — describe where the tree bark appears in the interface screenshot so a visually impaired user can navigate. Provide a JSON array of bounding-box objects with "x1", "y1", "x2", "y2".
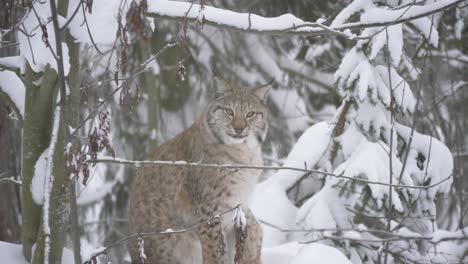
[
  {"x1": 32, "y1": 114, "x2": 68, "y2": 264},
  {"x1": 21, "y1": 64, "x2": 58, "y2": 261},
  {"x1": 0, "y1": 100, "x2": 21, "y2": 242}
]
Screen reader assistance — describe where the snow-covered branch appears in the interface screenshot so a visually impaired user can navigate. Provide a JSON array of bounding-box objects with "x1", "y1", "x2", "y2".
[
  {"x1": 146, "y1": 0, "x2": 464, "y2": 37},
  {"x1": 92, "y1": 157, "x2": 452, "y2": 190},
  {"x1": 0, "y1": 177, "x2": 22, "y2": 185},
  {"x1": 42, "y1": 105, "x2": 61, "y2": 264}
]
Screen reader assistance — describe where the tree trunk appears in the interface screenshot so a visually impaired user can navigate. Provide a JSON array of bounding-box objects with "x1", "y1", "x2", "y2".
[
  {"x1": 21, "y1": 64, "x2": 58, "y2": 261},
  {"x1": 32, "y1": 112, "x2": 68, "y2": 264},
  {"x1": 0, "y1": 100, "x2": 21, "y2": 242}
]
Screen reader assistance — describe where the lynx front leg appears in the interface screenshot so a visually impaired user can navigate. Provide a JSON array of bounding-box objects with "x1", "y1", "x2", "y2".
[
  {"x1": 198, "y1": 205, "x2": 263, "y2": 264},
  {"x1": 234, "y1": 207, "x2": 262, "y2": 264},
  {"x1": 197, "y1": 217, "x2": 230, "y2": 264}
]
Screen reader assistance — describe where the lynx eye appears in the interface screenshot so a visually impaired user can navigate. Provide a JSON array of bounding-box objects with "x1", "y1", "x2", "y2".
[
  {"x1": 246, "y1": 111, "x2": 256, "y2": 118},
  {"x1": 224, "y1": 108, "x2": 234, "y2": 117}
]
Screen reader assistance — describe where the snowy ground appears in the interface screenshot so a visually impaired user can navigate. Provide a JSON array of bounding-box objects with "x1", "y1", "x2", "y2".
[
  {"x1": 0, "y1": 241, "x2": 74, "y2": 264},
  {"x1": 0, "y1": 238, "x2": 351, "y2": 264}
]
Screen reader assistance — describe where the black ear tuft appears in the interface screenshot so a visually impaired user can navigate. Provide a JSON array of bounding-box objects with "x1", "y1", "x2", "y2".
[{"x1": 211, "y1": 77, "x2": 232, "y2": 98}]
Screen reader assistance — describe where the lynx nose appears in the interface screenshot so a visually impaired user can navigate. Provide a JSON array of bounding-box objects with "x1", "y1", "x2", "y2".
[
  {"x1": 232, "y1": 119, "x2": 247, "y2": 135},
  {"x1": 234, "y1": 126, "x2": 245, "y2": 134}
]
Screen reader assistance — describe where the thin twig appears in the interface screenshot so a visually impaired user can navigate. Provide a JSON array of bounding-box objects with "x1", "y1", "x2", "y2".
[
  {"x1": 384, "y1": 22, "x2": 395, "y2": 264},
  {"x1": 260, "y1": 217, "x2": 468, "y2": 245},
  {"x1": 59, "y1": 0, "x2": 83, "y2": 31},
  {"x1": 21, "y1": 24, "x2": 37, "y2": 65},
  {"x1": 0, "y1": 177, "x2": 22, "y2": 185},
  {"x1": 91, "y1": 157, "x2": 453, "y2": 190},
  {"x1": 301, "y1": 233, "x2": 468, "y2": 245},
  {"x1": 30, "y1": 4, "x2": 59, "y2": 60},
  {"x1": 71, "y1": 42, "x2": 177, "y2": 136},
  {"x1": 86, "y1": 204, "x2": 241, "y2": 261},
  {"x1": 80, "y1": 1, "x2": 104, "y2": 55},
  {"x1": 397, "y1": 11, "x2": 436, "y2": 184}
]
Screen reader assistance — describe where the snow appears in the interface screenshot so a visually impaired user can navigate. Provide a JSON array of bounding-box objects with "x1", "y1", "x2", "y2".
[
  {"x1": 409, "y1": 17, "x2": 439, "y2": 47},
  {"x1": 290, "y1": 243, "x2": 352, "y2": 264},
  {"x1": 365, "y1": 24, "x2": 403, "y2": 66},
  {"x1": 251, "y1": 179, "x2": 298, "y2": 247},
  {"x1": 147, "y1": 59, "x2": 161, "y2": 75},
  {"x1": 148, "y1": 0, "x2": 309, "y2": 32},
  {"x1": 354, "y1": 100, "x2": 390, "y2": 137},
  {"x1": 146, "y1": 0, "x2": 456, "y2": 43},
  {"x1": 246, "y1": 36, "x2": 285, "y2": 85},
  {"x1": 295, "y1": 179, "x2": 362, "y2": 234},
  {"x1": 348, "y1": 60, "x2": 371, "y2": 101},
  {"x1": 296, "y1": 184, "x2": 341, "y2": 230},
  {"x1": 269, "y1": 121, "x2": 333, "y2": 189},
  {"x1": 18, "y1": 0, "x2": 70, "y2": 75},
  {"x1": 335, "y1": 47, "x2": 367, "y2": 93},
  {"x1": 336, "y1": 51, "x2": 415, "y2": 114},
  {"x1": 358, "y1": 2, "x2": 446, "y2": 47},
  {"x1": 333, "y1": 140, "x2": 411, "y2": 211},
  {"x1": 396, "y1": 123, "x2": 454, "y2": 194},
  {"x1": 233, "y1": 205, "x2": 247, "y2": 232},
  {"x1": 331, "y1": 0, "x2": 375, "y2": 26},
  {"x1": 262, "y1": 242, "x2": 352, "y2": 264},
  {"x1": 331, "y1": 0, "x2": 458, "y2": 48},
  {"x1": 375, "y1": 66, "x2": 416, "y2": 113},
  {"x1": 77, "y1": 162, "x2": 121, "y2": 205},
  {"x1": 0, "y1": 56, "x2": 26, "y2": 73},
  {"x1": 341, "y1": 58, "x2": 396, "y2": 107},
  {"x1": 42, "y1": 105, "x2": 61, "y2": 263},
  {"x1": 0, "y1": 70, "x2": 25, "y2": 117},
  {"x1": 269, "y1": 89, "x2": 311, "y2": 133},
  {"x1": 0, "y1": 241, "x2": 28, "y2": 264},
  {"x1": 65, "y1": 0, "x2": 124, "y2": 46},
  {"x1": 0, "y1": 241, "x2": 74, "y2": 264},
  {"x1": 455, "y1": 8, "x2": 465, "y2": 40},
  {"x1": 31, "y1": 148, "x2": 48, "y2": 205}
]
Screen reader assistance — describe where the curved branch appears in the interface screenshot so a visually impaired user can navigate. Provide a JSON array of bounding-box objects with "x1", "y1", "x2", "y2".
[{"x1": 145, "y1": 0, "x2": 465, "y2": 37}]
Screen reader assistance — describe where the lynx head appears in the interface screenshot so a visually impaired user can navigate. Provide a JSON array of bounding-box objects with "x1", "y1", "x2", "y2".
[{"x1": 204, "y1": 77, "x2": 271, "y2": 145}]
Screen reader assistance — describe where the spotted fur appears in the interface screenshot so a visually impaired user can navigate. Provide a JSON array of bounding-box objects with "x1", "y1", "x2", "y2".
[{"x1": 128, "y1": 78, "x2": 271, "y2": 264}]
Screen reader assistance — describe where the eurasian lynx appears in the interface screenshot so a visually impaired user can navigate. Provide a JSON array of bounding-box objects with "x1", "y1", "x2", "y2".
[{"x1": 128, "y1": 78, "x2": 271, "y2": 264}]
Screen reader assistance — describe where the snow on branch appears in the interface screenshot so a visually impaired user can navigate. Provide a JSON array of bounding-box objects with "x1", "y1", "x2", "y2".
[
  {"x1": 145, "y1": 0, "x2": 464, "y2": 37},
  {"x1": 92, "y1": 157, "x2": 452, "y2": 190},
  {"x1": 42, "y1": 105, "x2": 61, "y2": 264},
  {"x1": 0, "y1": 177, "x2": 22, "y2": 185},
  {"x1": 0, "y1": 70, "x2": 25, "y2": 119}
]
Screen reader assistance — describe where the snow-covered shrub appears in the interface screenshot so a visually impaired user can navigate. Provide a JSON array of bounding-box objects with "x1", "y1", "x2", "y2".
[{"x1": 254, "y1": 0, "x2": 459, "y2": 263}]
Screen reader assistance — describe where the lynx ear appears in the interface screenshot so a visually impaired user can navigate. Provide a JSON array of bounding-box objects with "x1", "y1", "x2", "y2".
[
  {"x1": 211, "y1": 77, "x2": 232, "y2": 98},
  {"x1": 252, "y1": 82, "x2": 272, "y2": 103}
]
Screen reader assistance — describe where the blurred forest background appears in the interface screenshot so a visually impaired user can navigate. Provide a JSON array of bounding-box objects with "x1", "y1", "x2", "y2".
[{"x1": 0, "y1": 0, "x2": 467, "y2": 263}]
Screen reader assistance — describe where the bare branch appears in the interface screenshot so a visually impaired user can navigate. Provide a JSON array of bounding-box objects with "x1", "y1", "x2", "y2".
[
  {"x1": 80, "y1": 1, "x2": 104, "y2": 55},
  {"x1": 59, "y1": 0, "x2": 83, "y2": 31},
  {"x1": 85, "y1": 204, "x2": 242, "y2": 262},
  {"x1": 260, "y1": 219, "x2": 468, "y2": 246},
  {"x1": 0, "y1": 177, "x2": 22, "y2": 185},
  {"x1": 91, "y1": 157, "x2": 453, "y2": 190},
  {"x1": 71, "y1": 42, "x2": 178, "y2": 136}
]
